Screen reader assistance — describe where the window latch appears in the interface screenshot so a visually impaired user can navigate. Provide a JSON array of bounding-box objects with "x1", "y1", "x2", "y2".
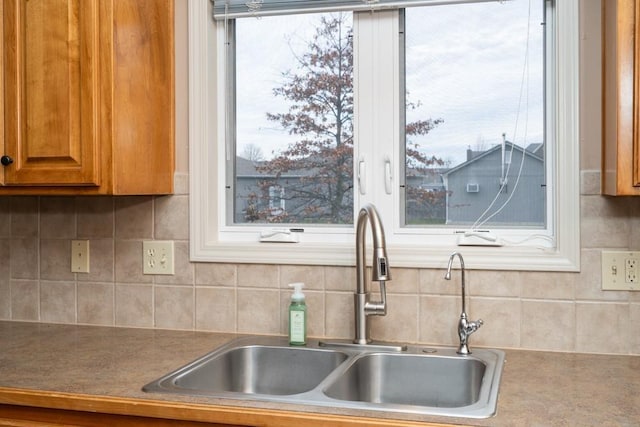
[
  {"x1": 358, "y1": 158, "x2": 366, "y2": 195},
  {"x1": 384, "y1": 157, "x2": 393, "y2": 195}
]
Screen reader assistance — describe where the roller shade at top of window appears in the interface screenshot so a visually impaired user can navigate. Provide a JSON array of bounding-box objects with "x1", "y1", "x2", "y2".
[{"x1": 212, "y1": 0, "x2": 511, "y2": 20}]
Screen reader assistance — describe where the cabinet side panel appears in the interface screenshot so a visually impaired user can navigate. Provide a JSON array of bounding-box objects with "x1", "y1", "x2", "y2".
[
  {"x1": 0, "y1": 0, "x2": 4, "y2": 185},
  {"x1": 112, "y1": 0, "x2": 175, "y2": 195},
  {"x1": 635, "y1": 0, "x2": 640, "y2": 187},
  {"x1": 603, "y1": 0, "x2": 640, "y2": 195},
  {"x1": 603, "y1": 0, "x2": 619, "y2": 194}
]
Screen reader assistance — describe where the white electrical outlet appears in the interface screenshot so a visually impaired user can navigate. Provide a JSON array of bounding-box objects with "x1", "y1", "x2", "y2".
[
  {"x1": 71, "y1": 240, "x2": 90, "y2": 273},
  {"x1": 602, "y1": 251, "x2": 640, "y2": 291},
  {"x1": 143, "y1": 241, "x2": 175, "y2": 275}
]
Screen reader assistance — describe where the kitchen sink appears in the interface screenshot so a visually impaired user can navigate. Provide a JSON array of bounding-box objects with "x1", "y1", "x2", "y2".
[
  {"x1": 143, "y1": 336, "x2": 505, "y2": 419},
  {"x1": 162, "y1": 340, "x2": 347, "y2": 395},
  {"x1": 323, "y1": 352, "x2": 486, "y2": 407}
]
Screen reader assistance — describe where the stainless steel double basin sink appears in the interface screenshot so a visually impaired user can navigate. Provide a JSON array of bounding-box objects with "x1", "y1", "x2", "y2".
[{"x1": 143, "y1": 336, "x2": 505, "y2": 419}]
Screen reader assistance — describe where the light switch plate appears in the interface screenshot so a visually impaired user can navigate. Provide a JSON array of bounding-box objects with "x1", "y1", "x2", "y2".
[
  {"x1": 602, "y1": 251, "x2": 640, "y2": 291},
  {"x1": 71, "y1": 240, "x2": 90, "y2": 273},
  {"x1": 143, "y1": 241, "x2": 175, "y2": 275}
]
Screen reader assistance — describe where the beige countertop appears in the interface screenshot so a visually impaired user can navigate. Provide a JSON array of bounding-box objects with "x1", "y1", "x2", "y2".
[{"x1": 0, "y1": 321, "x2": 638, "y2": 426}]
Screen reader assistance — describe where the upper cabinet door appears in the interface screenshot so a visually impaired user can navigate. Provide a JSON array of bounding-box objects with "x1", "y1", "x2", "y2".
[{"x1": 2, "y1": 0, "x2": 100, "y2": 186}]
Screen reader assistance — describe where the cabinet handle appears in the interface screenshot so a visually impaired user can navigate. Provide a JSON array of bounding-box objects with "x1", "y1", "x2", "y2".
[{"x1": 0, "y1": 155, "x2": 13, "y2": 166}]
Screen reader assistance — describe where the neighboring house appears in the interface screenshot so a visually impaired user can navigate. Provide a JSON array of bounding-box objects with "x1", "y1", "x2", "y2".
[
  {"x1": 234, "y1": 156, "x2": 353, "y2": 224},
  {"x1": 442, "y1": 141, "x2": 545, "y2": 226},
  {"x1": 235, "y1": 139, "x2": 545, "y2": 227},
  {"x1": 405, "y1": 167, "x2": 447, "y2": 224},
  {"x1": 234, "y1": 156, "x2": 303, "y2": 223}
]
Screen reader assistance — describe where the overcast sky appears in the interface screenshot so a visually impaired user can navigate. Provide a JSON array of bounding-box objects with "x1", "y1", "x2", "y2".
[{"x1": 234, "y1": 0, "x2": 544, "y2": 166}]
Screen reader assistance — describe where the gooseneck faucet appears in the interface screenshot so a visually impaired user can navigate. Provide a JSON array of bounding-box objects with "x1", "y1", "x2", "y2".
[
  {"x1": 444, "y1": 252, "x2": 483, "y2": 355},
  {"x1": 354, "y1": 204, "x2": 390, "y2": 344}
]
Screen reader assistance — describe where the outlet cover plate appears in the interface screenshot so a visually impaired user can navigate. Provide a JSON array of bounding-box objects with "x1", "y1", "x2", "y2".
[
  {"x1": 143, "y1": 241, "x2": 175, "y2": 275},
  {"x1": 71, "y1": 240, "x2": 90, "y2": 273},
  {"x1": 602, "y1": 251, "x2": 640, "y2": 291}
]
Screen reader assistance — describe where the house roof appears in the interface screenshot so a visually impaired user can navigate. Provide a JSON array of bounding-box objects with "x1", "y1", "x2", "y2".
[
  {"x1": 235, "y1": 156, "x2": 319, "y2": 178},
  {"x1": 443, "y1": 141, "x2": 543, "y2": 176}
]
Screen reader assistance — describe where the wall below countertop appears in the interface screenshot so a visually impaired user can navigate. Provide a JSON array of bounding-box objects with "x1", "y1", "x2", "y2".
[{"x1": 1, "y1": 0, "x2": 640, "y2": 356}]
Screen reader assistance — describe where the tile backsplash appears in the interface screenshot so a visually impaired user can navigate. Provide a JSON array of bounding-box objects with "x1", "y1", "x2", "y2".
[
  {"x1": 1, "y1": 0, "x2": 639, "y2": 356},
  {"x1": 1, "y1": 170, "x2": 640, "y2": 355}
]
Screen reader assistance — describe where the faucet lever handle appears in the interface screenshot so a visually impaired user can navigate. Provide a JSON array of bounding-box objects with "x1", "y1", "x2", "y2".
[{"x1": 467, "y1": 318, "x2": 483, "y2": 334}]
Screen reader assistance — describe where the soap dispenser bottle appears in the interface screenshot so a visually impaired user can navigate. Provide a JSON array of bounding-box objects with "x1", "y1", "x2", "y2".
[{"x1": 288, "y1": 282, "x2": 307, "y2": 345}]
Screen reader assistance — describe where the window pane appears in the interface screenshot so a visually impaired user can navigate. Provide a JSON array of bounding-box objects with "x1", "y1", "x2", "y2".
[
  {"x1": 233, "y1": 13, "x2": 354, "y2": 225},
  {"x1": 403, "y1": 1, "x2": 546, "y2": 228}
]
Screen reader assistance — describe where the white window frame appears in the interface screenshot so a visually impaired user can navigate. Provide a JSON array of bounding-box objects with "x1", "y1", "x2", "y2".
[{"x1": 189, "y1": 0, "x2": 580, "y2": 271}]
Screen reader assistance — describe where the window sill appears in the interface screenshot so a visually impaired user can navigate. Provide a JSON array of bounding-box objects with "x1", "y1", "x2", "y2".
[{"x1": 190, "y1": 240, "x2": 580, "y2": 272}]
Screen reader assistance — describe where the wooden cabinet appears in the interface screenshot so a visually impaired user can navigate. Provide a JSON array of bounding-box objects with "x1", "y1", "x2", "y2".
[
  {"x1": 0, "y1": 0, "x2": 174, "y2": 195},
  {"x1": 0, "y1": 405, "x2": 227, "y2": 427},
  {"x1": 603, "y1": 0, "x2": 640, "y2": 196}
]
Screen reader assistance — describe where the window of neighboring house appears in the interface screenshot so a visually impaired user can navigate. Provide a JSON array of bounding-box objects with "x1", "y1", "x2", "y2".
[
  {"x1": 268, "y1": 185, "x2": 285, "y2": 217},
  {"x1": 189, "y1": 0, "x2": 580, "y2": 271}
]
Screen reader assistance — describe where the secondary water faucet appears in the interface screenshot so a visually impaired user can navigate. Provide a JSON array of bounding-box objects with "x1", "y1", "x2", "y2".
[
  {"x1": 354, "y1": 203, "x2": 390, "y2": 344},
  {"x1": 444, "y1": 252, "x2": 483, "y2": 355}
]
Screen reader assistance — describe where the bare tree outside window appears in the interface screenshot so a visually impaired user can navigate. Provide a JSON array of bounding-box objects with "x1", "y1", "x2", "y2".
[{"x1": 242, "y1": 14, "x2": 443, "y2": 225}]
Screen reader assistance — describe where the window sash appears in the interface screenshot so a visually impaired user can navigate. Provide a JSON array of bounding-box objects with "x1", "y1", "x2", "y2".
[
  {"x1": 190, "y1": 0, "x2": 580, "y2": 271},
  {"x1": 212, "y1": 0, "x2": 508, "y2": 20}
]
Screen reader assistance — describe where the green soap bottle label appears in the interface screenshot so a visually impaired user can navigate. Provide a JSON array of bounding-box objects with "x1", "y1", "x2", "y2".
[{"x1": 289, "y1": 306, "x2": 306, "y2": 345}]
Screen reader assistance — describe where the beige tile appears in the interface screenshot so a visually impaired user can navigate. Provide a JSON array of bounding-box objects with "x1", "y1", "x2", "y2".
[
  {"x1": 325, "y1": 292, "x2": 354, "y2": 339},
  {"x1": 0, "y1": 198, "x2": 11, "y2": 238},
  {"x1": 580, "y1": 170, "x2": 601, "y2": 195},
  {"x1": 630, "y1": 199, "x2": 640, "y2": 251},
  {"x1": 237, "y1": 264, "x2": 279, "y2": 288},
  {"x1": 0, "y1": 236, "x2": 9, "y2": 318},
  {"x1": 10, "y1": 197, "x2": 38, "y2": 238},
  {"x1": 0, "y1": 239, "x2": 9, "y2": 280},
  {"x1": 0, "y1": 274, "x2": 10, "y2": 319},
  {"x1": 470, "y1": 298, "x2": 521, "y2": 349},
  {"x1": 76, "y1": 197, "x2": 114, "y2": 238},
  {"x1": 418, "y1": 295, "x2": 458, "y2": 346},
  {"x1": 173, "y1": 172, "x2": 189, "y2": 195},
  {"x1": 630, "y1": 303, "x2": 640, "y2": 354},
  {"x1": 11, "y1": 280, "x2": 39, "y2": 321},
  {"x1": 324, "y1": 266, "x2": 355, "y2": 291},
  {"x1": 279, "y1": 290, "x2": 324, "y2": 338},
  {"x1": 195, "y1": 263, "x2": 237, "y2": 286},
  {"x1": 115, "y1": 196, "x2": 153, "y2": 239},
  {"x1": 387, "y1": 268, "x2": 419, "y2": 294},
  {"x1": 10, "y1": 238, "x2": 39, "y2": 280},
  {"x1": 77, "y1": 239, "x2": 114, "y2": 283},
  {"x1": 576, "y1": 249, "x2": 628, "y2": 301},
  {"x1": 115, "y1": 284, "x2": 153, "y2": 327},
  {"x1": 521, "y1": 300, "x2": 575, "y2": 352},
  {"x1": 280, "y1": 265, "x2": 324, "y2": 290},
  {"x1": 469, "y1": 269, "x2": 522, "y2": 298},
  {"x1": 195, "y1": 287, "x2": 236, "y2": 332},
  {"x1": 369, "y1": 294, "x2": 418, "y2": 343},
  {"x1": 237, "y1": 288, "x2": 280, "y2": 334},
  {"x1": 154, "y1": 195, "x2": 189, "y2": 240},
  {"x1": 40, "y1": 239, "x2": 75, "y2": 281},
  {"x1": 40, "y1": 197, "x2": 75, "y2": 239},
  {"x1": 419, "y1": 268, "x2": 456, "y2": 296},
  {"x1": 580, "y1": 196, "x2": 630, "y2": 248},
  {"x1": 576, "y1": 302, "x2": 629, "y2": 354},
  {"x1": 520, "y1": 271, "x2": 576, "y2": 300},
  {"x1": 115, "y1": 240, "x2": 152, "y2": 284},
  {"x1": 155, "y1": 241, "x2": 194, "y2": 286},
  {"x1": 40, "y1": 281, "x2": 76, "y2": 324},
  {"x1": 77, "y1": 283, "x2": 114, "y2": 326},
  {"x1": 155, "y1": 286, "x2": 194, "y2": 330}
]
